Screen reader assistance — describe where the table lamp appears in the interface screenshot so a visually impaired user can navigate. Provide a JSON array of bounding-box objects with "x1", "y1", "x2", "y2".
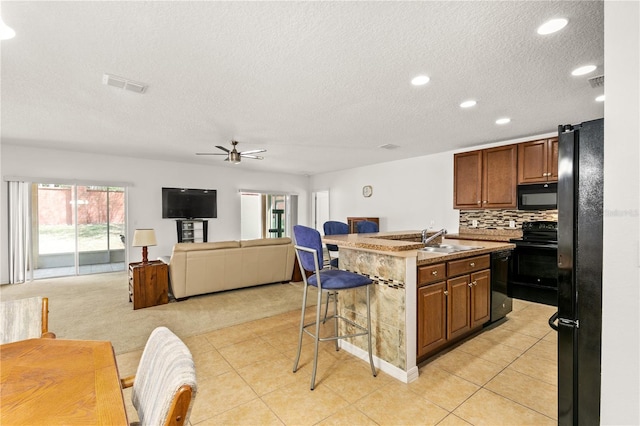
[{"x1": 132, "y1": 229, "x2": 157, "y2": 264}]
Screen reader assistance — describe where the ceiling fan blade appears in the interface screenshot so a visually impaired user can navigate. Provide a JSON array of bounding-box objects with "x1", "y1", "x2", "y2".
[
  {"x1": 240, "y1": 149, "x2": 267, "y2": 155},
  {"x1": 240, "y1": 154, "x2": 264, "y2": 160},
  {"x1": 196, "y1": 152, "x2": 228, "y2": 156},
  {"x1": 216, "y1": 145, "x2": 230, "y2": 153}
]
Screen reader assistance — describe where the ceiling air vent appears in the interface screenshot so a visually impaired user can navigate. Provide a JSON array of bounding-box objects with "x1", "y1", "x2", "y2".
[
  {"x1": 378, "y1": 143, "x2": 400, "y2": 150},
  {"x1": 588, "y1": 75, "x2": 604, "y2": 88},
  {"x1": 102, "y1": 73, "x2": 148, "y2": 94}
]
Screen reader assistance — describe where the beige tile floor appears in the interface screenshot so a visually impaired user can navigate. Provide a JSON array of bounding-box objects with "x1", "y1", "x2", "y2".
[{"x1": 116, "y1": 299, "x2": 558, "y2": 425}]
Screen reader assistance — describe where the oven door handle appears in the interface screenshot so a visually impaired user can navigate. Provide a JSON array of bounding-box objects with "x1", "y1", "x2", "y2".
[{"x1": 512, "y1": 241, "x2": 558, "y2": 250}]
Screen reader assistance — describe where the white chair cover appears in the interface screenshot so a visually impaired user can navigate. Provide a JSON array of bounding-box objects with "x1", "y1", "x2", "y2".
[
  {"x1": 132, "y1": 326, "x2": 197, "y2": 426},
  {"x1": 0, "y1": 296, "x2": 44, "y2": 344}
]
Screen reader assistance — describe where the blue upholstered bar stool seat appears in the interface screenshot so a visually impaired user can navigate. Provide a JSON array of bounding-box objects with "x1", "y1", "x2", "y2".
[
  {"x1": 356, "y1": 220, "x2": 379, "y2": 233},
  {"x1": 292, "y1": 225, "x2": 377, "y2": 390}
]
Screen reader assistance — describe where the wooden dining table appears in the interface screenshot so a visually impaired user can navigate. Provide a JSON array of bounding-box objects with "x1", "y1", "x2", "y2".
[{"x1": 0, "y1": 338, "x2": 128, "y2": 425}]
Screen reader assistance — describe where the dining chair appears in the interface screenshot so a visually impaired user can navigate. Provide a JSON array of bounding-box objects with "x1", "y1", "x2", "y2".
[
  {"x1": 356, "y1": 220, "x2": 379, "y2": 233},
  {"x1": 292, "y1": 225, "x2": 376, "y2": 390},
  {"x1": 0, "y1": 296, "x2": 55, "y2": 344},
  {"x1": 120, "y1": 326, "x2": 197, "y2": 426}
]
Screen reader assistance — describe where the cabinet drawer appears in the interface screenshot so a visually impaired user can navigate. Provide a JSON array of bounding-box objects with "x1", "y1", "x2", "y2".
[
  {"x1": 418, "y1": 263, "x2": 446, "y2": 287},
  {"x1": 447, "y1": 254, "x2": 490, "y2": 277}
]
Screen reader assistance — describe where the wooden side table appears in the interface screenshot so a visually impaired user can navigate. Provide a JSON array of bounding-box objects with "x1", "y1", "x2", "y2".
[{"x1": 128, "y1": 261, "x2": 168, "y2": 310}]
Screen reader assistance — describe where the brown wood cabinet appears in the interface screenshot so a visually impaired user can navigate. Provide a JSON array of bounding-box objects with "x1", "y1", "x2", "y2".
[
  {"x1": 347, "y1": 217, "x2": 379, "y2": 233},
  {"x1": 454, "y1": 144, "x2": 518, "y2": 209},
  {"x1": 129, "y1": 261, "x2": 168, "y2": 310},
  {"x1": 518, "y1": 137, "x2": 559, "y2": 184},
  {"x1": 417, "y1": 254, "x2": 491, "y2": 360}
]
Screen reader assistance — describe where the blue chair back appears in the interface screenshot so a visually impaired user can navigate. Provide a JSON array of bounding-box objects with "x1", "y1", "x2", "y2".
[
  {"x1": 323, "y1": 221, "x2": 349, "y2": 252},
  {"x1": 357, "y1": 220, "x2": 379, "y2": 233},
  {"x1": 293, "y1": 225, "x2": 323, "y2": 272}
]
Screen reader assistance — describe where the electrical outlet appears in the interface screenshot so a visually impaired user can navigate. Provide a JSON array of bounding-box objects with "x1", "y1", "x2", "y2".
[
  {"x1": 471, "y1": 219, "x2": 478, "y2": 228},
  {"x1": 509, "y1": 220, "x2": 516, "y2": 228}
]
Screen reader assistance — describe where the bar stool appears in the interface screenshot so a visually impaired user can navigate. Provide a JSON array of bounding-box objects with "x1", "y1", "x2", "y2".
[
  {"x1": 321, "y1": 220, "x2": 349, "y2": 322},
  {"x1": 292, "y1": 225, "x2": 377, "y2": 390},
  {"x1": 356, "y1": 220, "x2": 379, "y2": 233},
  {"x1": 322, "y1": 220, "x2": 349, "y2": 269}
]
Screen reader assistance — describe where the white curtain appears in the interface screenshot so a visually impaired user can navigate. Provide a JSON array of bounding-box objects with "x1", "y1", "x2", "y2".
[{"x1": 8, "y1": 181, "x2": 32, "y2": 283}]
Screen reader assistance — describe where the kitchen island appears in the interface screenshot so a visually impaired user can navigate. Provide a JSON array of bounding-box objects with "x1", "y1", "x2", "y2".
[{"x1": 321, "y1": 230, "x2": 514, "y2": 383}]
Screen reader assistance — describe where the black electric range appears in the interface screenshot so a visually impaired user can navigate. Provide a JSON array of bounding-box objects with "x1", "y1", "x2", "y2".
[{"x1": 508, "y1": 221, "x2": 558, "y2": 306}]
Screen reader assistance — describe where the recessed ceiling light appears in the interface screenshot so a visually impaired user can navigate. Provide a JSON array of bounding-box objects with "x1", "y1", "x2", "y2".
[
  {"x1": 572, "y1": 65, "x2": 597, "y2": 76},
  {"x1": 537, "y1": 18, "x2": 568, "y2": 35},
  {"x1": 596, "y1": 95, "x2": 605, "y2": 102},
  {"x1": 496, "y1": 118, "x2": 511, "y2": 125},
  {"x1": 0, "y1": 16, "x2": 16, "y2": 40},
  {"x1": 411, "y1": 75, "x2": 430, "y2": 86},
  {"x1": 460, "y1": 100, "x2": 477, "y2": 108}
]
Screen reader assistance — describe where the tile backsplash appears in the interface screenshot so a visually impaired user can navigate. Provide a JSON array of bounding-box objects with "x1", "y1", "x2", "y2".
[{"x1": 459, "y1": 209, "x2": 558, "y2": 230}]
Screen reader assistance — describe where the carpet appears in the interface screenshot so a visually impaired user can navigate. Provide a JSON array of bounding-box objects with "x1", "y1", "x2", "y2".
[{"x1": 0, "y1": 272, "x2": 316, "y2": 354}]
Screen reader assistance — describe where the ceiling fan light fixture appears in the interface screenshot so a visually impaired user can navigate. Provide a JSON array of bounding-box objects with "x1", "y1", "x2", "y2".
[{"x1": 229, "y1": 151, "x2": 241, "y2": 164}]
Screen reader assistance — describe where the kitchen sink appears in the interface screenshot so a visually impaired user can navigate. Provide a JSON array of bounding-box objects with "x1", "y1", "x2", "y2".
[{"x1": 421, "y1": 244, "x2": 482, "y2": 253}]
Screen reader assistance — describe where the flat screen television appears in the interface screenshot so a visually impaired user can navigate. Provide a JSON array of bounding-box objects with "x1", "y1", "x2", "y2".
[{"x1": 162, "y1": 187, "x2": 217, "y2": 219}]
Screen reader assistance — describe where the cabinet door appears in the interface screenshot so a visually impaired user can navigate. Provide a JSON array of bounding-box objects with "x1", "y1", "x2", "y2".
[
  {"x1": 518, "y1": 139, "x2": 548, "y2": 184},
  {"x1": 547, "y1": 137, "x2": 559, "y2": 181},
  {"x1": 447, "y1": 276, "x2": 471, "y2": 340},
  {"x1": 453, "y1": 150, "x2": 483, "y2": 209},
  {"x1": 482, "y1": 144, "x2": 518, "y2": 208},
  {"x1": 470, "y1": 269, "x2": 491, "y2": 328},
  {"x1": 417, "y1": 282, "x2": 447, "y2": 357}
]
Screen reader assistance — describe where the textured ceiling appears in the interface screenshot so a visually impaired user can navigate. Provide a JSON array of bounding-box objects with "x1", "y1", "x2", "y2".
[{"x1": 0, "y1": 1, "x2": 604, "y2": 175}]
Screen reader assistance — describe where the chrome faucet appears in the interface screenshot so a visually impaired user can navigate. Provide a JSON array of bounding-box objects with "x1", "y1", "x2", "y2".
[{"x1": 422, "y1": 228, "x2": 447, "y2": 245}]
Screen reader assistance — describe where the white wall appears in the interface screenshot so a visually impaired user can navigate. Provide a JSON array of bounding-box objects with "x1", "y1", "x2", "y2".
[
  {"x1": 309, "y1": 133, "x2": 556, "y2": 234},
  {"x1": 601, "y1": 1, "x2": 640, "y2": 424},
  {"x1": 0, "y1": 145, "x2": 309, "y2": 283}
]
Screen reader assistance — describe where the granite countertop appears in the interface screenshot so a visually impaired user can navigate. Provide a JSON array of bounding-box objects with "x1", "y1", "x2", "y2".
[
  {"x1": 322, "y1": 231, "x2": 515, "y2": 264},
  {"x1": 322, "y1": 231, "x2": 425, "y2": 252}
]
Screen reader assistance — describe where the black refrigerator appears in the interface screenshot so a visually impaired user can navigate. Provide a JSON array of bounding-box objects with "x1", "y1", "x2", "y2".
[{"x1": 555, "y1": 118, "x2": 604, "y2": 425}]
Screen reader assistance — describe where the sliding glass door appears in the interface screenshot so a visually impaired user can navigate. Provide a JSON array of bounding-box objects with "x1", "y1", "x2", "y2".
[{"x1": 33, "y1": 184, "x2": 126, "y2": 279}]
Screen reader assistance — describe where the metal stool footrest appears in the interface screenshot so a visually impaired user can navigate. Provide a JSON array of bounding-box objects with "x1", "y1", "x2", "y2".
[{"x1": 302, "y1": 314, "x2": 369, "y2": 342}]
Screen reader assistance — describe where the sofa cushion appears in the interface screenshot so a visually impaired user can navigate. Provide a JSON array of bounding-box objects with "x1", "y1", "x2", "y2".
[
  {"x1": 173, "y1": 241, "x2": 240, "y2": 252},
  {"x1": 240, "y1": 237, "x2": 292, "y2": 248}
]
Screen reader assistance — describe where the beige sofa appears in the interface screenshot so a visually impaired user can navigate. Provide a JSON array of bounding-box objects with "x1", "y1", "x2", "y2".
[{"x1": 168, "y1": 237, "x2": 296, "y2": 299}]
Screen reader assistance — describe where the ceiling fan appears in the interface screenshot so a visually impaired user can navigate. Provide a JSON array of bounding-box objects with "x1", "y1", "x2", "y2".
[{"x1": 196, "y1": 140, "x2": 266, "y2": 164}]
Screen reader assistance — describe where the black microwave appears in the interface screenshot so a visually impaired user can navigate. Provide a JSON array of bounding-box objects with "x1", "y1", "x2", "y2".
[{"x1": 517, "y1": 182, "x2": 558, "y2": 210}]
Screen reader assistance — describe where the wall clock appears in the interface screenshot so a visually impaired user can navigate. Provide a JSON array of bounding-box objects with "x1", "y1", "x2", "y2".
[{"x1": 362, "y1": 185, "x2": 373, "y2": 197}]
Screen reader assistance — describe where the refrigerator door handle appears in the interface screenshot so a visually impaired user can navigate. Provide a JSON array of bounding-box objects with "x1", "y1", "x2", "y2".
[
  {"x1": 558, "y1": 317, "x2": 580, "y2": 328},
  {"x1": 548, "y1": 311, "x2": 559, "y2": 331}
]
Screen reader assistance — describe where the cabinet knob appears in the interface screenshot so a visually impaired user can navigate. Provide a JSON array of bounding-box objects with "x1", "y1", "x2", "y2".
[
  {"x1": 432, "y1": 271, "x2": 438, "y2": 276},
  {"x1": 468, "y1": 282, "x2": 473, "y2": 287},
  {"x1": 470, "y1": 262, "x2": 475, "y2": 267},
  {"x1": 477, "y1": 201, "x2": 481, "y2": 204},
  {"x1": 444, "y1": 290, "x2": 449, "y2": 296},
  {"x1": 472, "y1": 280, "x2": 477, "y2": 287}
]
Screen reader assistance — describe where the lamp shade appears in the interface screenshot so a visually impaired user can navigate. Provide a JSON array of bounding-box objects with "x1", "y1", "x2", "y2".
[{"x1": 132, "y1": 229, "x2": 157, "y2": 247}]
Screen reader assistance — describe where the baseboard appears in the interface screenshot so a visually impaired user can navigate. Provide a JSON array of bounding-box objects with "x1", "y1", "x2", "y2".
[{"x1": 339, "y1": 341, "x2": 419, "y2": 383}]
